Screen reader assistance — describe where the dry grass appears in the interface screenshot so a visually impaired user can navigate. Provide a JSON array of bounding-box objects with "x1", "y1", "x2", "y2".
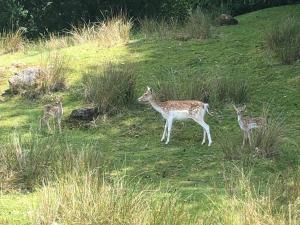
[
  {"x1": 31, "y1": 172, "x2": 196, "y2": 225},
  {"x1": 0, "y1": 28, "x2": 26, "y2": 54},
  {"x1": 69, "y1": 15, "x2": 132, "y2": 47},
  {"x1": 206, "y1": 168, "x2": 300, "y2": 225}
]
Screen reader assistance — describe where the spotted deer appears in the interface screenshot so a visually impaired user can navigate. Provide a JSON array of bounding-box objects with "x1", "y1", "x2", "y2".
[
  {"x1": 138, "y1": 87, "x2": 212, "y2": 146},
  {"x1": 233, "y1": 105, "x2": 266, "y2": 147},
  {"x1": 40, "y1": 98, "x2": 63, "y2": 133}
]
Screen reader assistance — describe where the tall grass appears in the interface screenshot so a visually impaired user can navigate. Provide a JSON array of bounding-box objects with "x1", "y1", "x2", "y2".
[
  {"x1": 32, "y1": 172, "x2": 195, "y2": 225},
  {"x1": 0, "y1": 132, "x2": 102, "y2": 191},
  {"x1": 0, "y1": 28, "x2": 26, "y2": 54},
  {"x1": 206, "y1": 168, "x2": 300, "y2": 225},
  {"x1": 83, "y1": 62, "x2": 136, "y2": 114},
  {"x1": 266, "y1": 16, "x2": 300, "y2": 64},
  {"x1": 253, "y1": 107, "x2": 283, "y2": 157},
  {"x1": 70, "y1": 15, "x2": 132, "y2": 47},
  {"x1": 140, "y1": 10, "x2": 212, "y2": 41},
  {"x1": 155, "y1": 70, "x2": 249, "y2": 104}
]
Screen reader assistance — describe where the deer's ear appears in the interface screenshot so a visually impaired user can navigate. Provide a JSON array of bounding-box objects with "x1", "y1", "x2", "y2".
[
  {"x1": 147, "y1": 86, "x2": 152, "y2": 92},
  {"x1": 233, "y1": 104, "x2": 237, "y2": 111},
  {"x1": 243, "y1": 105, "x2": 246, "y2": 110}
]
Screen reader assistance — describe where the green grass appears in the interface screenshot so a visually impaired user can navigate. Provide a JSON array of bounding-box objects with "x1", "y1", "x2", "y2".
[{"x1": 0, "y1": 5, "x2": 300, "y2": 224}]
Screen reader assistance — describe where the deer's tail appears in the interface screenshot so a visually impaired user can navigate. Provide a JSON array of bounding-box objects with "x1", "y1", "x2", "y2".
[{"x1": 203, "y1": 103, "x2": 213, "y2": 116}]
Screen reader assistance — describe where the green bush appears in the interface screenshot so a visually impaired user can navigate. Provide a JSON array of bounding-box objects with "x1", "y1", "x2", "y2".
[
  {"x1": 83, "y1": 62, "x2": 136, "y2": 114},
  {"x1": 266, "y1": 16, "x2": 300, "y2": 64}
]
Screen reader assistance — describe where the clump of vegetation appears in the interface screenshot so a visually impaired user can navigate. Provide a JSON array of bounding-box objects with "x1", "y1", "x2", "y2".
[
  {"x1": 70, "y1": 15, "x2": 132, "y2": 47},
  {"x1": 38, "y1": 53, "x2": 68, "y2": 93},
  {"x1": 252, "y1": 107, "x2": 283, "y2": 158},
  {"x1": 0, "y1": 28, "x2": 26, "y2": 54},
  {"x1": 180, "y1": 9, "x2": 212, "y2": 40},
  {"x1": 32, "y1": 172, "x2": 194, "y2": 225},
  {"x1": 140, "y1": 9, "x2": 212, "y2": 41},
  {"x1": 207, "y1": 168, "x2": 300, "y2": 225},
  {"x1": 83, "y1": 62, "x2": 136, "y2": 114},
  {"x1": 214, "y1": 77, "x2": 249, "y2": 104},
  {"x1": 265, "y1": 16, "x2": 300, "y2": 64},
  {"x1": 155, "y1": 70, "x2": 249, "y2": 105},
  {"x1": 0, "y1": 132, "x2": 102, "y2": 191}
]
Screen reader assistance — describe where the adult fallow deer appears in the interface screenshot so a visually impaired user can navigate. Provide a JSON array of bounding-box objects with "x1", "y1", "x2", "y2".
[{"x1": 138, "y1": 87, "x2": 212, "y2": 146}]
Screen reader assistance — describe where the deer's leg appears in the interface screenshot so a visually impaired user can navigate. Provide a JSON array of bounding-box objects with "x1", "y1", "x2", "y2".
[
  {"x1": 242, "y1": 131, "x2": 247, "y2": 148},
  {"x1": 194, "y1": 119, "x2": 212, "y2": 146},
  {"x1": 57, "y1": 117, "x2": 62, "y2": 134},
  {"x1": 201, "y1": 129, "x2": 206, "y2": 145},
  {"x1": 161, "y1": 120, "x2": 168, "y2": 142},
  {"x1": 39, "y1": 117, "x2": 44, "y2": 130},
  {"x1": 165, "y1": 118, "x2": 173, "y2": 144},
  {"x1": 247, "y1": 132, "x2": 252, "y2": 146},
  {"x1": 46, "y1": 119, "x2": 51, "y2": 132}
]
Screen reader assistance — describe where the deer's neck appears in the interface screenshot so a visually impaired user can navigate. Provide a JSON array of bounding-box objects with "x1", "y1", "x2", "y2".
[
  {"x1": 237, "y1": 114, "x2": 245, "y2": 129},
  {"x1": 149, "y1": 99, "x2": 166, "y2": 115}
]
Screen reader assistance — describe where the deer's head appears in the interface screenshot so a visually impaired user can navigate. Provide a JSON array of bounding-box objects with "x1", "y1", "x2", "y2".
[
  {"x1": 233, "y1": 105, "x2": 246, "y2": 116},
  {"x1": 138, "y1": 86, "x2": 154, "y2": 103}
]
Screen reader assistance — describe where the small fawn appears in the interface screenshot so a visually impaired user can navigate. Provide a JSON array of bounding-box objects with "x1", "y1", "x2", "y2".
[
  {"x1": 40, "y1": 98, "x2": 63, "y2": 133},
  {"x1": 138, "y1": 87, "x2": 212, "y2": 146},
  {"x1": 233, "y1": 105, "x2": 266, "y2": 147}
]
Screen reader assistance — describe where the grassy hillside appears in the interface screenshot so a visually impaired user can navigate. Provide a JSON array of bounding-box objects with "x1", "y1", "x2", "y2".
[{"x1": 0, "y1": 5, "x2": 299, "y2": 224}]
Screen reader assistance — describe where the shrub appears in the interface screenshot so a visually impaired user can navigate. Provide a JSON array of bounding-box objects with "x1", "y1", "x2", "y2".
[
  {"x1": 70, "y1": 15, "x2": 132, "y2": 47},
  {"x1": 83, "y1": 62, "x2": 136, "y2": 114},
  {"x1": 265, "y1": 16, "x2": 300, "y2": 64},
  {"x1": 0, "y1": 132, "x2": 102, "y2": 191},
  {"x1": 0, "y1": 28, "x2": 26, "y2": 54}
]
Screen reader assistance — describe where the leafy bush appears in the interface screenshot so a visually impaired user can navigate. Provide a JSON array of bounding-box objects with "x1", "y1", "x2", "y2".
[
  {"x1": 266, "y1": 16, "x2": 300, "y2": 64},
  {"x1": 0, "y1": 28, "x2": 26, "y2": 54},
  {"x1": 83, "y1": 62, "x2": 136, "y2": 114}
]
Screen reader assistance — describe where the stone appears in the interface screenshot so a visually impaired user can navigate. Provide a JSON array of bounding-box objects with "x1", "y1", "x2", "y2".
[
  {"x1": 216, "y1": 14, "x2": 238, "y2": 26},
  {"x1": 70, "y1": 107, "x2": 99, "y2": 121},
  {"x1": 8, "y1": 67, "x2": 42, "y2": 93}
]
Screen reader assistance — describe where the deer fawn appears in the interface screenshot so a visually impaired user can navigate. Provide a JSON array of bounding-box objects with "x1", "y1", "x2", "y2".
[
  {"x1": 40, "y1": 98, "x2": 63, "y2": 133},
  {"x1": 233, "y1": 105, "x2": 266, "y2": 147},
  {"x1": 138, "y1": 87, "x2": 212, "y2": 146}
]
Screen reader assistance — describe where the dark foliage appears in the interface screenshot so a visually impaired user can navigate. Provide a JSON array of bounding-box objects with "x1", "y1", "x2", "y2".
[{"x1": 0, "y1": 0, "x2": 299, "y2": 37}]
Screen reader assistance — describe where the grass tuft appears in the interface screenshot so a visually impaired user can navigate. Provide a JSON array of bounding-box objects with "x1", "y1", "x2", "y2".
[
  {"x1": 83, "y1": 62, "x2": 136, "y2": 114},
  {"x1": 265, "y1": 16, "x2": 300, "y2": 64},
  {"x1": 0, "y1": 29, "x2": 26, "y2": 54},
  {"x1": 32, "y1": 172, "x2": 195, "y2": 225},
  {"x1": 70, "y1": 15, "x2": 132, "y2": 47}
]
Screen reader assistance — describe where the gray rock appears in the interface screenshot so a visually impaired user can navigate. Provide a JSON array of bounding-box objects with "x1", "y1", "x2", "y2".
[
  {"x1": 216, "y1": 14, "x2": 238, "y2": 26},
  {"x1": 8, "y1": 67, "x2": 42, "y2": 93},
  {"x1": 70, "y1": 107, "x2": 99, "y2": 121}
]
